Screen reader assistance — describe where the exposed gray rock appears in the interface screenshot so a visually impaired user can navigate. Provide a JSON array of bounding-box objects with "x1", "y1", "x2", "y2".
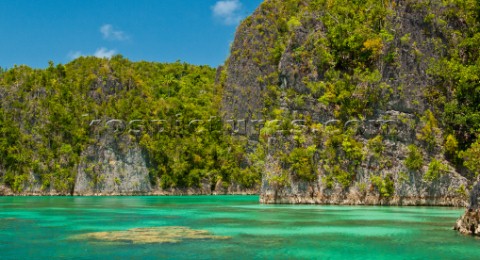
[
  {"x1": 1, "y1": 131, "x2": 259, "y2": 196},
  {"x1": 470, "y1": 181, "x2": 480, "y2": 209},
  {"x1": 74, "y1": 134, "x2": 151, "y2": 195},
  {"x1": 454, "y1": 208, "x2": 480, "y2": 236},
  {"x1": 260, "y1": 133, "x2": 468, "y2": 206},
  {"x1": 0, "y1": 184, "x2": 13, "y2": 196}
]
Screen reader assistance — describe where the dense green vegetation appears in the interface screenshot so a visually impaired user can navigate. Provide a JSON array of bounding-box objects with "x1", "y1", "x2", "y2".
[
  {"x1": 0, "y1": 56, "x2": 259, "y2": 192},
  {"x1": 224, "y1": 0, "x2": 480, "y2": 191},
  {"x1": 2, "y1": 0, "x2": 480, "y2": 195}
]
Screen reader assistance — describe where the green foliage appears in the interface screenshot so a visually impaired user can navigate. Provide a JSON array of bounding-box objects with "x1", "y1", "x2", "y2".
[
  {"x1": 417, "y1": 110, "x2": 441, "y2": 151},
  {"x1": 423, "y1": 159, "x2": 448, "y2": 182},
  {"x1": 370, "y1": 174, "x2": 395, "y2": 198},
  {"x1": 367, "y1": 135, "x2": 384, "y2": 158},
  {"x1": 287, "y1": 16, "x2": 302, "y2": 31},
  {"x1": 12, "y1": 174, "x2": 28, "y2": 193},
  {"x1": 334, "y1": 166, "x2": 352, "y2": 189},
  {"x1": 363, "y1": 38, "x2": 384, "y2": 58},
  {"x1": 318, "y1": 127, "x2": 364, "y2": 189},
  {"x1": 260, "y1": 120, "x2": 280, "y2": 141},
  {"x1": 455, "y1": 184, "x2": 468, "y2": 198},
  {"x1": 405, "y1": 145, "x2": 424, "y2": 171},
  {"x1": 400, "y1": 33, "x2": 411, "y2": 45},
  {"x1": 444, "y1": 134, "x2": 458, "y2": 159},
  {"x1": 341, "y1": 135, "x2": 364, "y2": 165},
  {"x1": 460, "y1": 138, "x2": 480, "y2": 177},
  {"x1": 286, "y1": 145, "x2": 317, "y2": 181},
  {"x1": 322, "y1": 175, "x2": 335, "y2": 189},
  {"x1": 423, "y1": 1, "x2": 480, "y2": 156}
]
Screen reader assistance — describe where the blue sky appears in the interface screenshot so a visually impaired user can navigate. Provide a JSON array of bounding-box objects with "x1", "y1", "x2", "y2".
[{"x1": 0, "y1": 0, "x2": 263, "y2": 69}]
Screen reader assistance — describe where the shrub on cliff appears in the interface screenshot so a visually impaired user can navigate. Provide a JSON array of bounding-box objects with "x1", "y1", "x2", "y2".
[{"x1": 405, "y1": 145, "x2": 424, "y2": 172}]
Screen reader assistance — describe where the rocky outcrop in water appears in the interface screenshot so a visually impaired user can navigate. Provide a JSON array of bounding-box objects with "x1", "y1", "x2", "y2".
[{"x1": 455, "y1": 181, "x2": 480, "y2": 235}]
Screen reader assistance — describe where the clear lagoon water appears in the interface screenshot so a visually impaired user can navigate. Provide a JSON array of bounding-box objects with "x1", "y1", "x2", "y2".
[{"x1": 0, "y1": 196, "x2": 478, "y2": 259}]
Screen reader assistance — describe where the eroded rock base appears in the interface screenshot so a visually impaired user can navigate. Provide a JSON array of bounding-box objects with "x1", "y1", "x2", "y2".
[{"x1": 454, "y1": 209, "x2": 480, "y2": 236}]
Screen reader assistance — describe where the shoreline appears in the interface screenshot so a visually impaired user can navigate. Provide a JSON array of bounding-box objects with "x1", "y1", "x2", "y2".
[
  {"x1": 0, "y1": 185, "x2": 468, "y2": 208},
  {"x1": 0, "y1": 193, "x2": 260, "y2": 197},
  {"x1": 260, "y1": 194, "x2": 467, "y2": 208},
  {"x1": 0, "y1": 193, "x2": 467, "y2": 208}
]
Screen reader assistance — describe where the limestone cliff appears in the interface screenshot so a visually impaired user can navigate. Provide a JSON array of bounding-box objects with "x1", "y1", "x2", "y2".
[
  {"x1": 73, "y1": 134, "x2": 152, "y2": 195},
  {"x1": 221, "y1": 0, "x2": 479, "y2": 205},
  {"x1": 0, "y1": 133, "x2": 257, "y2": 196},
  {"x1": 0, "y1": 131, "x2": 257, "y2": 196}
]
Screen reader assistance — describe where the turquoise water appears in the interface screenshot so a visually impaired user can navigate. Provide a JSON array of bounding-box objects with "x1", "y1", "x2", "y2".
[{"x1": 0, "y1": 196, "x2": 478, "y2": 259}]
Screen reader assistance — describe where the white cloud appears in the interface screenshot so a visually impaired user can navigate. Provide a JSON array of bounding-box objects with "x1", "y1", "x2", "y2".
[
  {"x1": 94, "y1": 47, "x2": 116, "y2": 58},
  {"x1": 100, "y1": 24, "x2": 128, "y2": 41},
  {"x1": 212, "y1": 0, "x2": 243, "y2": 25},
  {"x1": 68, "y1": 51, "x2": 84, "y2": 59},
  {"x1": 67, "y1": 48, "x2": 116, "y2": 60}
]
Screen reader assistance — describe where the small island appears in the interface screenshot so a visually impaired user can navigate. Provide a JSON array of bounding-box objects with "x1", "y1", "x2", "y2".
[{"x1": 455, "y1": 182, "x2": 480, "y2": 236}]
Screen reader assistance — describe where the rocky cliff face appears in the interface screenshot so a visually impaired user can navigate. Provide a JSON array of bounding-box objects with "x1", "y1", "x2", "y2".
[
  {"x1": 0, "y1": 134, "x2": 152, "y2": 196},
  {"x1": 73, "y1": 134, "x2": 152, "y2": 195},
  {"x1": 221, "y1": 0, "x2": 478, "y2": 205},
  {"x1": 72, "y1": 133, "x2": 258, "y2": 196},
  {"x1": 0, "y1": 132, "x2": 258, "y2": 196},
  {"x1": 258, "y1": 128, "x2": 468, "y2": 206}
]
